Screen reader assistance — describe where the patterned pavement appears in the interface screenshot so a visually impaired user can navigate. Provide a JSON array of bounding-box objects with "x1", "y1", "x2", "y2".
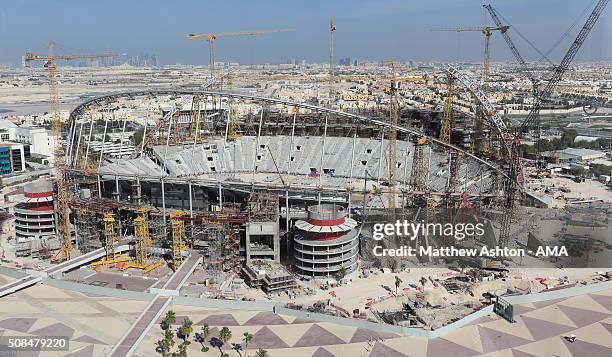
[{"x1": 0, "y1": 274, "x2": 611, "y2": 356}]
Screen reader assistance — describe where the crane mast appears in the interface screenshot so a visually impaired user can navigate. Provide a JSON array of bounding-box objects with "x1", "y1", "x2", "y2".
[
  {"x1": 329, "y1": 17, "x2": 336, "y2": 105},
  {"x1": 23, "y1": 44, "x2": 118, "y2": 262},
  {"x1": 187, "y1": 29, "x2": 292, "y2": 80},
  {"x1": 47, "y1": 49, "x2": 72, "y2": 262},
  {"x1": 499, "y1": 0, "x2": 609, "y2": 249}
]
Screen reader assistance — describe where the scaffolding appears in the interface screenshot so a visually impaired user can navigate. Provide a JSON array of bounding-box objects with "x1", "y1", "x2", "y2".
[
  {"x1": 170, "y1": 210, "x2": 186, "y2": 271},
  {"x1": 103, "y1": 213, "x2": 115, "y2": 261},
  {"x1": 410, "y1": 136, "x2": 428, "y2": 191},
  {"x1": 133, "y1": 208, "x2": 150, "y2": 266},
  {"x1": 439, "y1": 73, "x2": 455, "y2": 145},
  {"x1": 245, "y1": 192, "x2": 279, "y2": 221}
]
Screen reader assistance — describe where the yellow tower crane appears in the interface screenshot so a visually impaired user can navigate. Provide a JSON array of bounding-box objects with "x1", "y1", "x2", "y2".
[
  {"x1": 169, "y1": 210, "x2": 187, "y2": 271},
  {"x1": 186, "y1": 29, "x2": 292, "y2": 79},
  {"x1": 432, "y1": 26, "x2": 508, "y2": 155},
  {"x1": 439, "y1": 72, "x2": 455, "y2": 145},
  {"x1": 23, "y1": 43, "x2": 118, "y2": 262}
]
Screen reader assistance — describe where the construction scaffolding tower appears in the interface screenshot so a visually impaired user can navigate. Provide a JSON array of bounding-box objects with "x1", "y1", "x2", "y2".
[
  {"x1": 103, "y1": 213, "x2": 115, "y2": 261},
  {"x1": 439, "y1": 73, "x2": 455, "y2": 145},
  {"x1": 170, "y1": 210, "x2": 186, "y2": 271},
  {"x1": 246, "y1": 192, "x2": 279, "y2": 221},
  {"x1": 133, "y1": 208, "x2": 150, "y2": 266},
  {"x1": 189, "y1": 95, "x2": 203, "y2": 143},
  {"x1": 410, "y1": 136, "x2": 428, "y2": 192},
  {"x1": 170, "y1": 108, "x2": 183, "y2": 145}
]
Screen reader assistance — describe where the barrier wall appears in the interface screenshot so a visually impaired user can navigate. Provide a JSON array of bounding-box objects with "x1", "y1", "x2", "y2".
[
  {"x1": 173, "y1": 296, "x2": 277, "y2": 312},
  {"x1": 504, "y1": 279, "x2": 612, "y2": 305},
  {"x1": 0, "y1": 266, "x2": 28, "y2": 279}
]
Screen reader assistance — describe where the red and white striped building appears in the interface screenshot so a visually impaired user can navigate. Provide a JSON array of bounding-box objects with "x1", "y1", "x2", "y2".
[
  {"x1": 293, "y1": 204, "x2": 359, "y2": 279},
  {"x1": 14, "y1": 180, "x2": 56, "y2": 240}
]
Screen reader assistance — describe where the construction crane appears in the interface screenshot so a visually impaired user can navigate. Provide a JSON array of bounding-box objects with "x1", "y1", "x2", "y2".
[
  {"x1": 439, "y1": 72, "x2": 455, "y2": 145},
  {"x1": 384, "y1": 60, "x2": 400, "y2": 234},
  {"x1": 329, "y1": 17, "x2": 336, "y2": 105},
  {"x1": 23, "y1": 43, "x2": 118, "y2": 262},
  {"x1": 498, "y1": 0, "x2": 609, "y2": 249},
  {"x1": 186, "y1": 29, "x2": 292, "y2": 79},
  {"x1": 433, "y1": 26, "x2": 508, "y2": 156},
  {"x1": 267, "y1": 146, "x2": 287, "y2": 187},
  {"x1": 483, "y1": 4, "x2": 539, "y2": 93}
]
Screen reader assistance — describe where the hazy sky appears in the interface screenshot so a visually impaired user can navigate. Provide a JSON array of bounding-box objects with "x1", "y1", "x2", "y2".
[{"x1": 0, "y1": 0, "x2": 610, "y2": 66}]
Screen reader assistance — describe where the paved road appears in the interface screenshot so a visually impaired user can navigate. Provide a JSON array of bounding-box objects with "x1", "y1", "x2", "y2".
[
  {"x1": 107, "y1": 254, "x2": 201, "y2": 356},
  {"x1": 163, "y1": 253, "x2": 202, "y2": 290},
  {"x1": 0, "y1": 276, "x2": 42, "y2": 298},
  {"x1": 0, "y1": 243, "x2": 131, "y2": 298},
  {"x1": 107, "y1": 295, "x2": 171, "y2": 357}
]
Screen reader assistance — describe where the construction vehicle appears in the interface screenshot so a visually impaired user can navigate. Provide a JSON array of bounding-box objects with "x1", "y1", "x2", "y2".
[
  {"x1": 495, "y1": 0, "x2": 609, "y2": 248},
  {"x1": 23, "y1": 43, "x2": 117, "y2": 262}
]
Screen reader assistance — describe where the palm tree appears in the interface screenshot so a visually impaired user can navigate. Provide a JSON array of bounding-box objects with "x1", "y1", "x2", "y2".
[
  {"x1": 419, "y1": 277, "x2": 427, "y2": 290},
  {"x1": 254, "y1": 348, "x2": 268, "y2": 357},
  {"x1": 243, "y1": 332, "x2": 253, "y2": 357},
  {"x1": 178, "y1": 317, "x2": 194, "y2": 341},
  {"x1": 163, "y1": 310, "x2": 176, "y2": 328},
  {"x1": 177, "y1": 341, "x2": 189, "y2": 357},
  {"x1": 157, "y1": 328, "x2": 175, "y2": 356},
  {"x1": 195, "y1": 324, "x2": 211, "y2": 352},
  {"x1": 394, "y1": 275, "x2": 403, "y2": 295},
  {"x1": 210, "y1": 326, "x2": 232, "y2": 357},
  {"x1": 219, "y1": 327, "x2": 232, "y2": 345}
]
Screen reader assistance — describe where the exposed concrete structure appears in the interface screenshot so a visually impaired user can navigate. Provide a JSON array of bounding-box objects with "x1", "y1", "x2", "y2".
[
  {"x1": 242, "y1": 259, "x2": 296, "y2": 293},
  {"x1": 245, "y1": 221, "x2": 280, "y2": 263}
]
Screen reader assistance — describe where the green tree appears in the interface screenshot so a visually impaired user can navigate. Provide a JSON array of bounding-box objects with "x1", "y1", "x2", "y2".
[
  {"x1": 163, "y1": 310, "x2": 176, "y2": 328},
  {"x1": 195, "y1": 324, "x2": 211, "y2": 353},
  {"x1": 157, "y1": 328, "x2": 175, "y2": 356},
  {"x1": 394, "y1": 275, "x2": 403, "y2": 295},
  {"x1": 178, "y1": 317, "x2": 194, "y2": 342},
  {"x1": 420, "y1": 276, "x2": 427, "y2": 289},
  {"x1": 243, "y1": 332, "x2": 253, "y2": 357},
  {"x1": 219, "y1": 327, "x2": 232, "y2": 357},
  {"x1": 177, "y1": 341, "x2": 190, "y2": 357},
  {"x1": 254, "y1": 348, "x2": 268, "y2": 357}
]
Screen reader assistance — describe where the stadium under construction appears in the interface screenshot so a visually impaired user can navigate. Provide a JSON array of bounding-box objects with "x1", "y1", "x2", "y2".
[{"x1": 44, "y1": 68, "x2": 519, "y2": 279}]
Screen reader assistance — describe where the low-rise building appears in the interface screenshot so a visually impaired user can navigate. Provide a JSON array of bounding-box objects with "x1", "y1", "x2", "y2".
[{"x1": 242, "y1": 259, "x2": 296, "y2": 294}]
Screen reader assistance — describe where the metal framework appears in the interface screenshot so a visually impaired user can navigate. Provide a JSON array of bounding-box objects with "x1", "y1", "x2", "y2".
[
  {"x1": 439, "y1": 73, "x2": 455, "y2": 144},
  {"x1": 103, "y1": 213, "x2": 115, "y2": 261},
  {"x1": 67, "y1": 88, "x2": 509, "y2": 178},
  {"x1": 170, "y1": 210, "x2": 186, "y2": 271}
]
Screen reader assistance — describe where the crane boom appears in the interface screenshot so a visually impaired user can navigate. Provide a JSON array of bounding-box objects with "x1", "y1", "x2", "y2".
[
  {"x1": 483, "y1": 4, "x2": 538, "y2": 89},
  {"x1": 187, "y1": 29, "x2": 292, "y2": 80},
  {"x1": 23, "y1": 44, "x2": 118, "y2": 262},
  {"x1": 498, "y1": 0, "x2": 609, "y2": 250},
  {"x1": 521, "y1": 0, "x2": 609, "y2": 132},
  {"x1": 186, "y1": 29, "x2": 291, "y2": 40}
]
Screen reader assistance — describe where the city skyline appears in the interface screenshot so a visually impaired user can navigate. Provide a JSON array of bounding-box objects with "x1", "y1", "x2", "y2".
[{"x1": 0, "y1": 0, "x2": 611, "y2": 66}]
